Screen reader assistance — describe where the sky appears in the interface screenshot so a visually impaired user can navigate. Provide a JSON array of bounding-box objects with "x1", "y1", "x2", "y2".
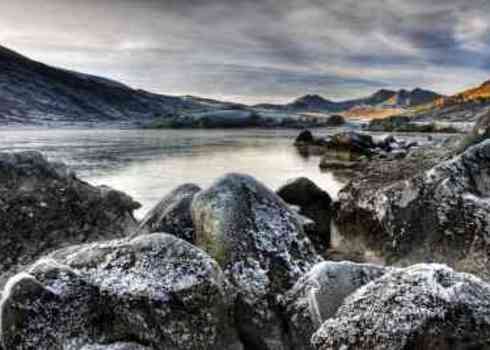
[{"x1": 1, "y1": 0, "x2": 489, "y2": 104}]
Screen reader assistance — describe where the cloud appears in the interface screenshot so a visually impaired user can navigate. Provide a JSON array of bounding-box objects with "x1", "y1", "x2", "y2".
[{"x1": 0, "y1": 0, "x2": 489, "y2": 103}]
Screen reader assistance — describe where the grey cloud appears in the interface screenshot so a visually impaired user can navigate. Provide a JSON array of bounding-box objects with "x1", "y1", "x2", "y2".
[{"x1": 0, "y1": 0, "x2": 489, "y2": 103}]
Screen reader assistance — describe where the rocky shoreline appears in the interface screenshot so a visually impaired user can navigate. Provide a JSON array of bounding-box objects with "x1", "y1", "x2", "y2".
[{"x1": 1, "y1": 114, "x2": 490, "y2": 349}]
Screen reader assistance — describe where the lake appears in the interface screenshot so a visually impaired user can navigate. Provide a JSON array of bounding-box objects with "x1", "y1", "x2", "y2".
[{"x1": 0, "y1": 128, "x2": 345, "y2": 217}]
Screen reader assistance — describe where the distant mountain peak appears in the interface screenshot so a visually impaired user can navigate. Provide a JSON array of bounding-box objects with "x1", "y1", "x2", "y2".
[
  {"x1": 286, "y1": 94, "x2": 339, "y2": 112},
  {"x1": 370, "y1": 89, "x2": 397, "y2": 101},
  {"x1": 294, "y1": 94, "x2": 331, "y2": 103}
]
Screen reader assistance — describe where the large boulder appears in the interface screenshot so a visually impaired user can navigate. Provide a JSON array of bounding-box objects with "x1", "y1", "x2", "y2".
[
  {"x1": 336, "y1": 139, "x2": 490, "y2": 281},
  {"x1": 137, "y1": 184, "x2": 201, "y2": 242},
  {"x1": 0, "y1": 151, "x2": 140, "y2": 288},
  {"x1": 317, "y1": 132, "x2": 377, "y2": 163},
  {"x1": 327, "y1": 131, "x2": 375, "y2": 156},
  {"x1": 283, "y1": 261, "x2": 391, "y2": 350},
  {"x1": 324, "y1": 115, "x2": 345, "y2": 127},
  {"x1": 277, "y1": 178, "x2": 333, "y2": 257},
  {"x1": 311, "y1": 264, "x2": 490, "y2": 350},
  {"x1": 79, "y1": 343, "x2": 151, "y2": 350},
  {"x1": 0, "y1": 233, "x2": 243, "y2": 350},
  {"x1": 462, "y1": 109, "x2": 490, "y2": 149},
  {"x1": 294, "y1": 130, "x2": 315, "y2": 145},
  {"x1": 191, "y1": 173, "x2": 322, "y2": 350}
]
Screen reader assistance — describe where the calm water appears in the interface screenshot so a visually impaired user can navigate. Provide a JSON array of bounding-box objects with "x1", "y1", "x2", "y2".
[{"x1": 0, "y1": 128, "x2": 345, "y2": 217}]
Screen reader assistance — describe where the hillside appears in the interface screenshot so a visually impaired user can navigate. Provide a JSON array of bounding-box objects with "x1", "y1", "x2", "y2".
[
  {"x1": 434, "y1": 80, "x2": 490, "y2": 107},
  {"x1": 411, "y1": 80, "x2": 490, "y2": 123},
  {"x1": 0, "y1": 44, "x2": 451, "y2": 126},
  {"x1": 0, "y1": 45, "x2": 208, "y2": 125}
]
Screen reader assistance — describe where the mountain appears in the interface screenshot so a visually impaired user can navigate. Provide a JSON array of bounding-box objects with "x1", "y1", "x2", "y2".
[
  {"x1": 275, "y1": 88, "x2": 442, "y2": 114},
  {"x1": 0, "y1": 45, "x2": 208, "y2": 125},
  {"x1": 0, "y1": 44, "x2": 447, "y2": 126},
  {"x1": 434, "y1": 80, "x2": 490, "y2": 107},
  {"x1": 411, "y1": 79, "x2": 490, "y2": 123},
  {"x1": 287, "y1": 94, "x2": 341, "y2": 111}
]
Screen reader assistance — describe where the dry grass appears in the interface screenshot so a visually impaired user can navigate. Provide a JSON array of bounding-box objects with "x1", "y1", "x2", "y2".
[{"x1": 342, "y1": 106, "x2": 405, "y2": 120}]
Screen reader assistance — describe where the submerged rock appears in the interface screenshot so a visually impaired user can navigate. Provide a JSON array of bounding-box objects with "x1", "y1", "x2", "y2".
[
  {"x1": 283, "y1": 261, "x2": 391, "y2": 350},
  {"x1": 192, "y1": 173, "x2": 322, "y2": 350},
  {"x1": 137, "y1": 183, "x2": 201, "y2": 242},
  {"x1": 336, "y1": 139, "x2": 490, "y2": 281},
  {"x1": 0, "y1": 233, "x2": 242, "y2": 350},
  {"x1": 311, "y1": 264, "x2": 490, "y2": 350},
  {"x1": 0, "y1": 151, "x2": 140, "y2": 288},
  {"x1": 277, "y1": 178, "x2": 333, "y2": 257}
]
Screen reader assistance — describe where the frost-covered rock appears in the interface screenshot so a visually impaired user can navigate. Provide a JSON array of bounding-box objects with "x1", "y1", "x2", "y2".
[
  {"x1": 0, "y1": 233, "x2": 242, "y2": 350},
  {"x1": 462, "y1": 109, "x2": 490, "y2": 150},
  {"x1": 311, "y1": 264, "x2": 490, "y2": 350},
  {"x1": 283, "y1": 261, "x2": 391, "y2": 350},
  {"x1": 137, "y1": 184, "x2": 201, "y2": 242},
  {"x1": 336, "y1": 140, "x2": 490, "y2": 281},
  {"x1": 80, "y1": 343, "x2": 152, "y2": 350},
  {"x1": 0, "y1": 151, "x2": 140, "y2": 289},
  {"x1": 191, "y1": 173, "x2": 322, "y2": 350},
  {"x1": 277, "y1": 178, "x2": 333, "y2": 257}
]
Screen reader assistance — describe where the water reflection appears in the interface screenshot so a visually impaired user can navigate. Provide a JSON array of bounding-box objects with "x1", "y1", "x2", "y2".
[{"x1": 0, "y1": 128, "x2": 345, "y2": 217}]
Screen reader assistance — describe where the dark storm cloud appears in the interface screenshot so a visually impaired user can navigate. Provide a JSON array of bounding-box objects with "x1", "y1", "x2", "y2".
[{"x1": 0, "y1": 0, "x2": 489, "y2": 103}]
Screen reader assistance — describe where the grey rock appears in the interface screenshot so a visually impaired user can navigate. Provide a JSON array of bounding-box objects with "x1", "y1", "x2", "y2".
[
  {"x1": 324, "y1": 115, "x2": 345, "y2": 127},
  {"x1": 336, "y1": 140, "x2": 490, "y2": 281},
  {"x1": 462, "y1": 109, "x2": 490, "y2": 150},
  {"x1": 0, "y1": 151, "x2": 140, "y2": 289},
  {"x1": 191, "y1": 173, "x2": 322, "y2": 350},
  {"x1": 311, "y1": 264, "x2": 490, "y2": 350},
  {"x1": 283, "y1": 261, "x2": 391, "y2": 350},
  {"x1": 137, "y1": 184, "x2": 201, "y2": 242},
  {"x1": 80, "y1": 343, "x2": 152, "y2": 350},
  {"x1": 0, "y1": 233, "x2": 243, "y2": 350},
  {"x1": 295, "y1": 130, "x2": 315, "y2": 145},
  {"x1": 277, "y1": 178, "x2": 333, "y2": 257}
]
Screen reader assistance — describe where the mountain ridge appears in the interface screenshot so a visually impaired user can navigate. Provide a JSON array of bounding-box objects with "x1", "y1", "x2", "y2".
[
  {"x1": 0, "y1": 44, "x2": 463, "y2": 126},
  {"x1": 0, "y1": 45, "x2": 209, "y2": 125}
]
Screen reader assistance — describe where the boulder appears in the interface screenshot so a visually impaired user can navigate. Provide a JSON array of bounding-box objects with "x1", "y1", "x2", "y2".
[
  {"x1": 137, "y1": 184, "x2": 201, "y2": 242},
  {"x1": 294, "y1": 130, "x2": 331, "y2": 156},
  {"x1": 294, "y1": 130, "x2": 315, "y2": 145},
  {"x1": 80, "y1": 344, "x2": 152, "y2": 350},
  {"x1": 324, "y1": 115, "x2": 345, "y2": 127},
  {"x1": 336, "y1": 139, "x2": 490, "y2": 281},
  {"x1": 191, "y1": 173, "x2": 322, "y2": 350},
  {"x1": 319, "y1": 132, "x2": 376, "y2": 161},
  {"x1": 277, "y1": 178, "x2": 333, "y2": 256},
  {"x1": 311, "y1": 264, "x2": 490, "y2": 350},
  {"x1": 328, "y1": 131, "x2": 375, "y2": 154},
  {"x1": 0, "y1": 151, "x2": 140, "y2": 288},
  {"x1": 283, "y1": 261, "x2": 391, "y2": 350},
  {"x1": 373, "y1": 134, "x2": 397, "y2": 151},
  {"x1": 462, "y1": 109, "x2": 490, "y2": 149},
  {"x1": 0, "y1": 233, "x2": 243, "y2": 350},
  {"x1": 473, "y1": 109, "x2": 490, "y2": 139}
]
